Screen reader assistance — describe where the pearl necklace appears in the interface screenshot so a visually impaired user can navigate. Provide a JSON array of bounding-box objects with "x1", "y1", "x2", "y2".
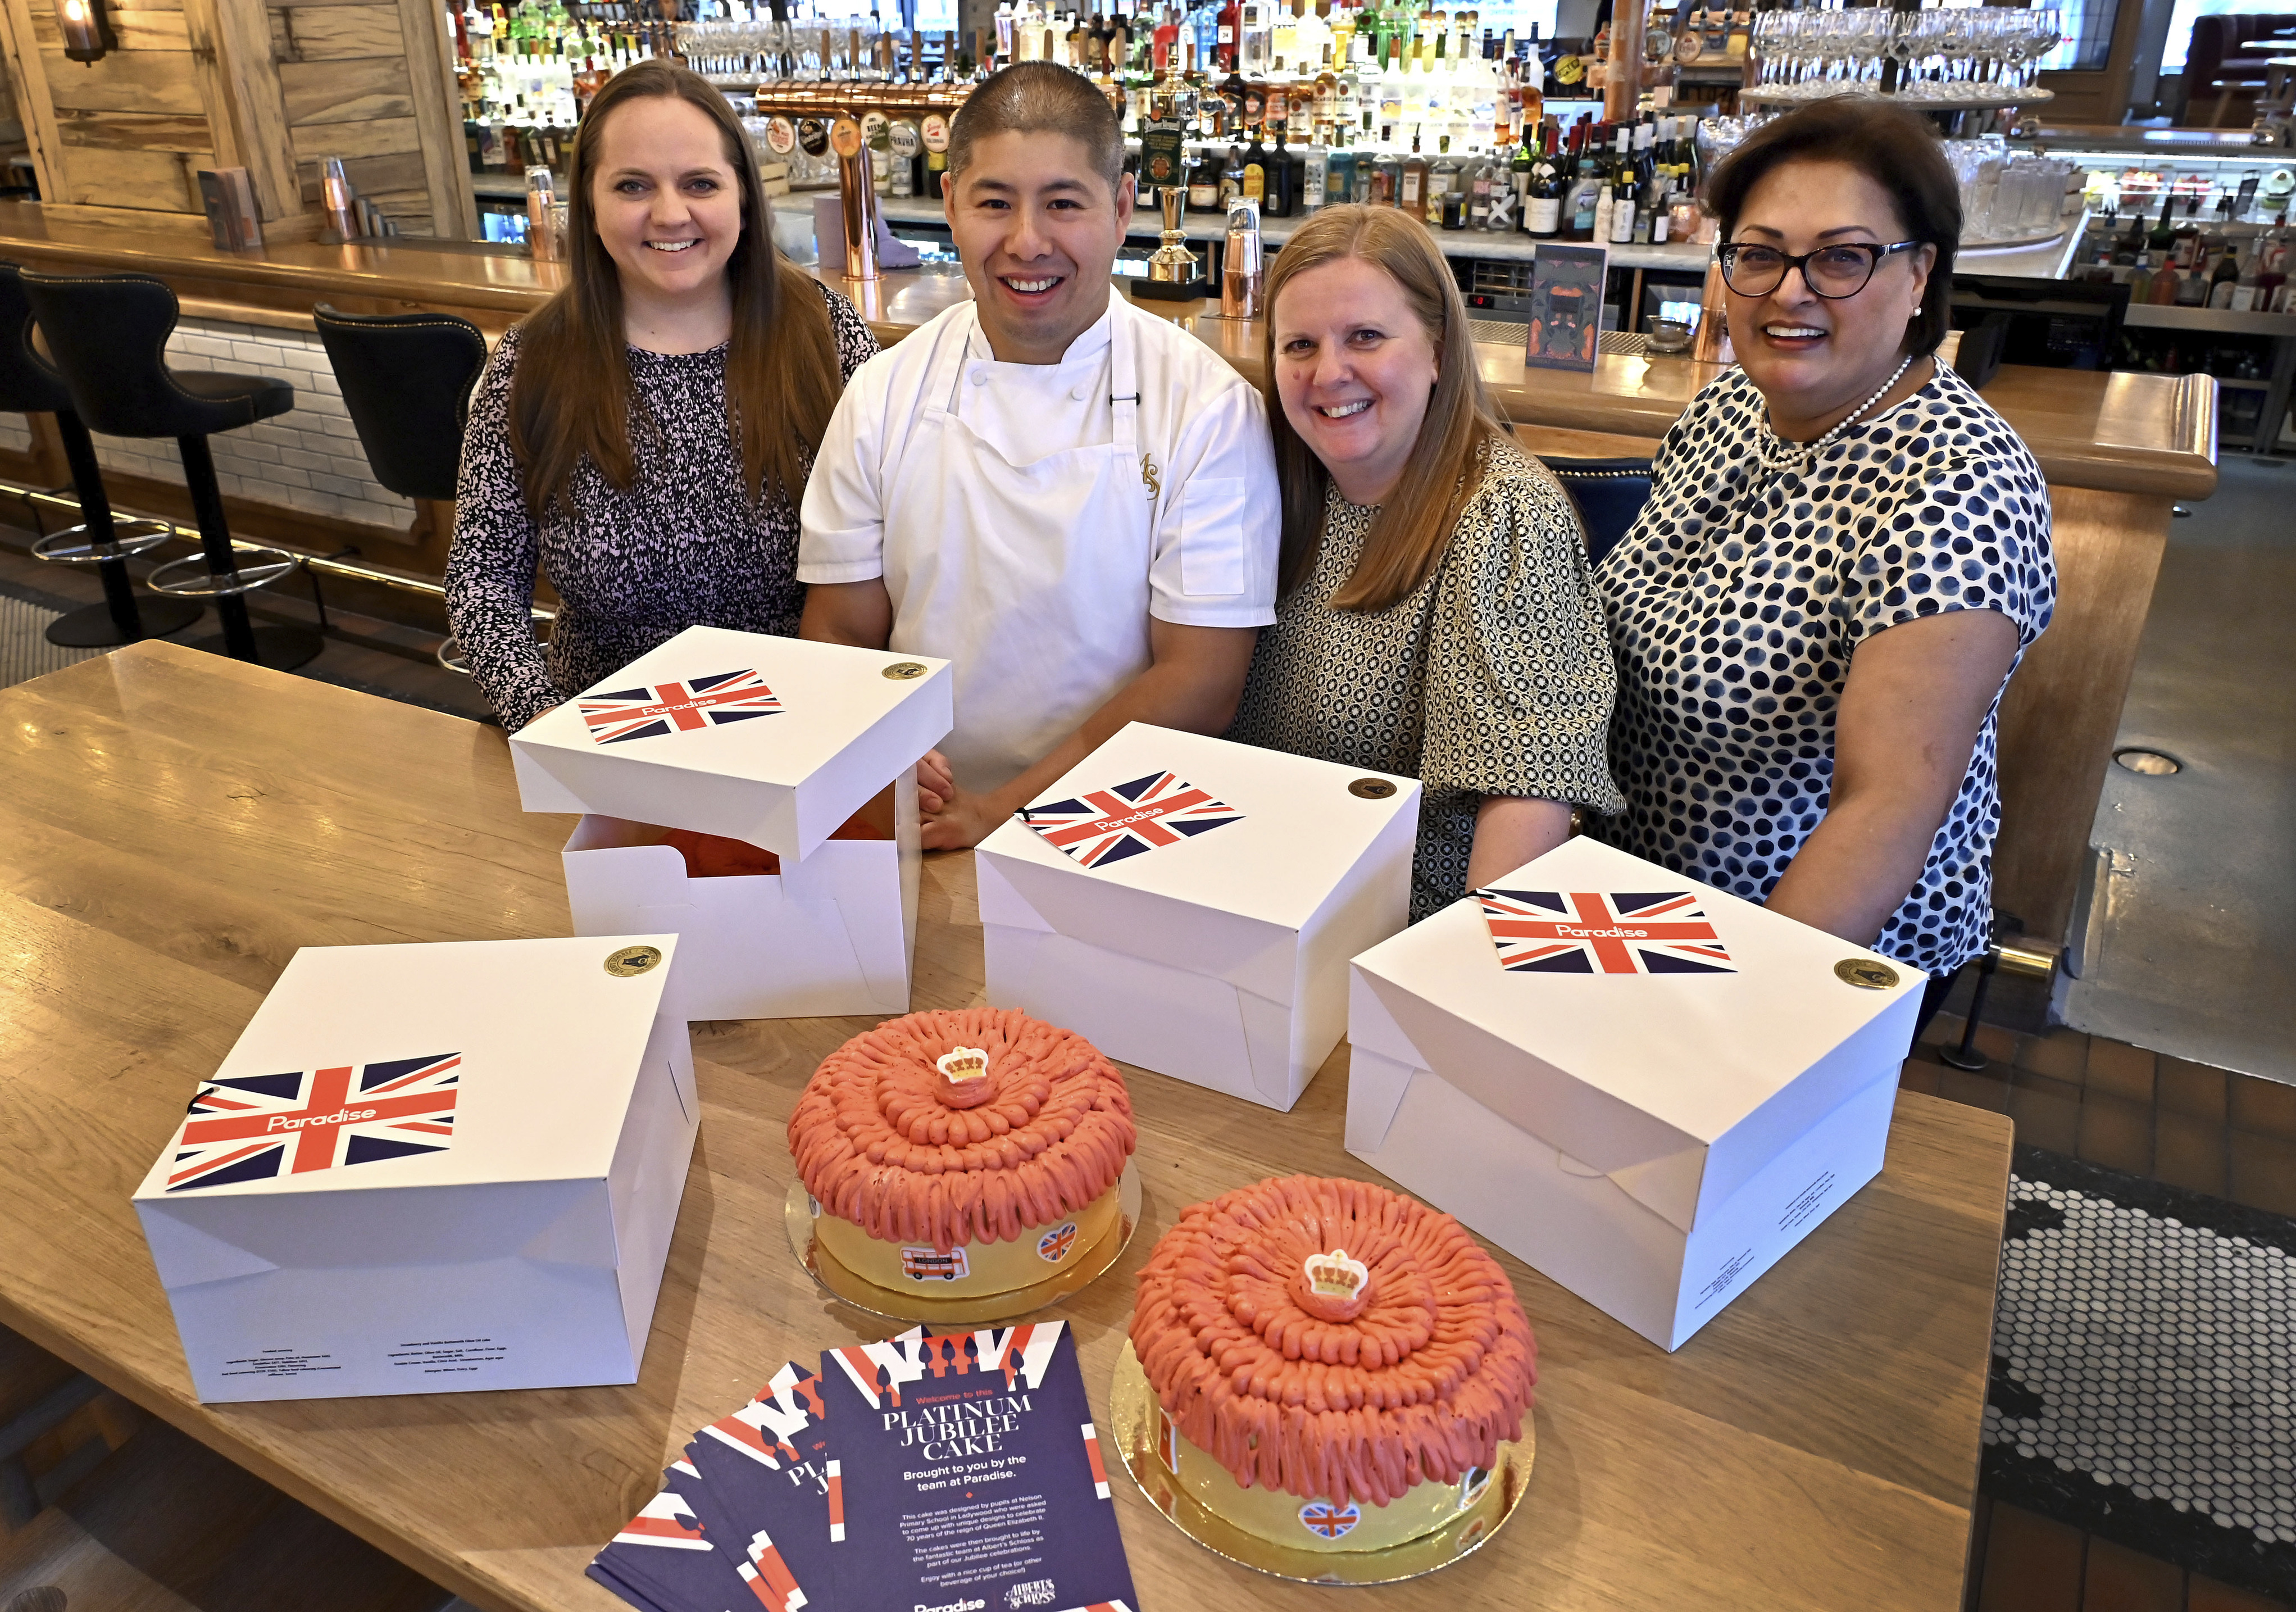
[{"x1": 1756, "y1": 354, "x2": 1916, "y2": 473}]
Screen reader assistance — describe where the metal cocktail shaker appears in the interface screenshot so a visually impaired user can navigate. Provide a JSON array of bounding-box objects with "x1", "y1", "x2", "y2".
[
  {"x1": 1145, "y1": 185, "x2": 1199, "y2": 287},
  {"x1": 1221, "y1": 197, "x2": 1263, "y2": 320}
]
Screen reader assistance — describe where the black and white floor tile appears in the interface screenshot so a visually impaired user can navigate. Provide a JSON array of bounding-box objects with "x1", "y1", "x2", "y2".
[{"x1": 1985, "y1": 1145, "x2": 2296, "y2": 1599}]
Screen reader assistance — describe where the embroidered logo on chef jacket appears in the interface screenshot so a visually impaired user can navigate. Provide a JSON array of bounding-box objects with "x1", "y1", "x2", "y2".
[
  {"x1": 1474, "y1": 888, "x2": 1738, "y2": 975},
  {"x1": 577, "y1": 669, "x2": 783, "y2": 744},
  {"x1": 166, "y1": 1052, "x2": 461, "y2": 1191},
  {"x1": 1140, "y1": 451, "x2": 1161, "y2": 500},
  {"x1": 1020, "y1": 770, "x2": 1243, "y2": 869}
]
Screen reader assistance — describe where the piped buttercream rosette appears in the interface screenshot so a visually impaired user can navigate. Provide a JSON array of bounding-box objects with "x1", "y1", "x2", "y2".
[
  {"x1": 1133, "y1": 1174, "x2": 1536, "y2": 1509},
  {"x1": 788, "y1": 1007, "x2": 1136, "y2": 1256}
]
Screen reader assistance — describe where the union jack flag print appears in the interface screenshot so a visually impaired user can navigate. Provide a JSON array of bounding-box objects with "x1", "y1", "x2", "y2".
[
  {"x1": 1475, "y1": 888, "x2": 1736, "y2": 975},
  {"x1": 1036, "y1": 1222, "x2": 1079, "y2": 1263},
  {"x1": 1299, "y1": 1501, "x2": 1361, "y2": 1539},
  {"x1": 578, "y1": 669, "x2": 783, "y2": 745},
  {"x1": 1021, "y1": 770, "x2": 1242, "y2": 869},
  {"x1": 166, "y1": 1053, "x2": 460, "y2": 1192},
  {"x1": 611, "y1": 1490, "x2": 710, "y2": 1551}
]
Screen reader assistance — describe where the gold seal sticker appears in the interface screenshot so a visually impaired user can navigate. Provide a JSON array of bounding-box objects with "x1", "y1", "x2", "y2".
[
  {"x1": 829, "y1": 117, "x2": 863, "y2": 159},
  {"x1": 1349, "y1": 778, "x2": 1397, "y2": 799},
  {"x1": 605, "y1": 944, "x2": 663, "y2": 978},
  {"x1": 882, "y1": 661, "x2": 927, "y2": 680},
  {"x1": 1834, "y1": 958, "x2": 1899, "y2": 991}
]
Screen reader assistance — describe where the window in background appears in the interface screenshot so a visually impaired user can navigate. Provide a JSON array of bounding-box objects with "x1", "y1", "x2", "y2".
[
  {"x1": 2040, "y1": 0, "x2": 2122, "y2": 70},
  {"x1": 2158, "y1": 0, "x2": 2288, "y2": 70}
]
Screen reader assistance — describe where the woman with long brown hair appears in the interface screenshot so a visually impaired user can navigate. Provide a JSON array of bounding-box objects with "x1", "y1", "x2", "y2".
[
  {"x1": 1226, "y1": 206, "x2": 1620, "y2": 921},
  {"x1": 445, "y1": 60, "x2": 877, "y2": 731}
]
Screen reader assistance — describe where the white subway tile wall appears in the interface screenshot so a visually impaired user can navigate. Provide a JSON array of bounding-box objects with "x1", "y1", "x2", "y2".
[{"x1": 4, "y1": 317, "x2": 417, "y2": 533}]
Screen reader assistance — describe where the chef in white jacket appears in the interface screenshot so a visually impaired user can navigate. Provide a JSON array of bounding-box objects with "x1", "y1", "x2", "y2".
[{"x1": 798, "y1": 61, "x2": 1281, "y2": 849}]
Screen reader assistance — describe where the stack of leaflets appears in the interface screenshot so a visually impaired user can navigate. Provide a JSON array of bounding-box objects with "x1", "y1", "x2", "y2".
[{"x1": 590, "y1": 1321, "x2": 1137, "y2": 1612}]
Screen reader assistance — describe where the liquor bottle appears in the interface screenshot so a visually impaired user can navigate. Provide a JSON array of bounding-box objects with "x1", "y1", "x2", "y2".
[
  {"x1": 1242, "y1": 123, "x2": 1270, "y2": 206},
  {"x1": 1566, "y1": 125, "x2": 1602, "y2": 241},
  {"x1": 1400, "y1": 129, "x2": 1427, "y2": 216},
  {"x1": 1526, "y1": 120, "x2": 1561, "y2": 237},
  {"x1": 2149, "y1": 257, "x2": 2180, "y2": 305},
  {"x1": 2207, "y1": 243, "x2": 2240, "y2": 308},
  {"x1": 2126, "y1": 250, "x2": 2153, "y2": 305},
  {"x1": 1368, "y1": 149, "x2": 1397, "y2": 206},
  {"x1": 2113, "y1": 208, "x2": 2144, "y2": 266},
  {"x1": 1188, "y1": 142, "x2": 1224, "y2": 212},
  {"x1": 1303, "y1": 128, "x2": 1328, "y2": 210},
  {"x1": 1431, "y1": 136, "x2": 1460, "y2": 227},
  {"x1": 1276, "y1": 125, "x2": 1305, "y2": 215},
  {"x1": 1470, "y1": 153, "x2": 1493, "y2": 229},
  {"x1": 1216, "y1": 0, "x2": 1239, "y2": 70},
  {"x1": 2147, "y1": 190, "x2": 2176, "y2": 258},
  {"x1": 2174, "y1": 247, "x2": 2208, "y2": 305},
  {"x1": 1221, "y1": 144, "x2": 1245, "y2": 206},
  {"x1": 2230, "y1": 240, "x2": 2262, "y2": 311}
]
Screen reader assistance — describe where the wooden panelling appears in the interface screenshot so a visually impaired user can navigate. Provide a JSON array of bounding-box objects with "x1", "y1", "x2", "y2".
[
  {"x1": 294, "y1": 146, "x2": 422, "y2": 199},
  {"x1": 0, "y1": 0, "x2": 67, "y2": 206},
  {"x1": 267, "y1": 3, "x2": 403, "y2": 62},
  {"x1": 55, "y1": 142, "x2": 207, "y2": 209},
  {"x1": 25, "y1": 3, "x2": 188, "y2": 49},
  {"x1": 54, "y1": 107, "x2": 210, "y2": 151},
  {"x1": 277, "y1": 55, "x2": 410, "y2": 123},
  {"x1": 393, "y1": 0, "x2": 470, "y2": 237},
  {"x1": 36, "y1": 49, "x2": 203, "y2": 115},
  {"x1": 285, "y1": 110, "x2": 415, "y2": 161},
  {"x1": 181, "y1": 0, "x2": 297, "y2": 221}
]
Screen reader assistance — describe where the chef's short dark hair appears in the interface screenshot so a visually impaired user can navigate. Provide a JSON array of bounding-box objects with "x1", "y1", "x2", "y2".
[
  {"x1": 1706, "y1": 97, "x2": 1962, "y2": 357},
  {"x1": 947, "y1": 62, "x2": 1125, "y2": 194}
]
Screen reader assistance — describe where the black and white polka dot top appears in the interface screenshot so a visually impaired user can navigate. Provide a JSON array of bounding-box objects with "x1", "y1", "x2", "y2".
[
  {"x1": 445, "y1": 281, "x2": 879, "y2": 732},
  {"x1": 1592, "y1": 361, "x2": 2056, "y2": 978}
]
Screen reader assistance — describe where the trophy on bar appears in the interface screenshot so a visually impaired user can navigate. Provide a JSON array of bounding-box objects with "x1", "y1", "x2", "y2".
[{"x1": 1132, "y1": 186, "x2": 1206, "y2": 303}]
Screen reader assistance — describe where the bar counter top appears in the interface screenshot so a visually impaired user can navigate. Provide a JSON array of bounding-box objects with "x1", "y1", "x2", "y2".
[{"x1": 0, "y1": 203, "x2": 2218, "y2": 500}]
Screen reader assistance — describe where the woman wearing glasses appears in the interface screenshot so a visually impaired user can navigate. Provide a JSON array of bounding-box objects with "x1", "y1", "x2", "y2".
[{"x1": 1596, "y1": 98, "x2": 2055, "y2": 1024}]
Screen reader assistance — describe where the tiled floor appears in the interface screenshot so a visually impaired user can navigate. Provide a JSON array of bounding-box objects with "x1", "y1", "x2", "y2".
[
  {"x1": 1906, "y1": 1020, "x2": 2296, "y2": 1612},
  {"x1": 1903, "y1": 1014, "x2": 2296, "y2": 1219}
]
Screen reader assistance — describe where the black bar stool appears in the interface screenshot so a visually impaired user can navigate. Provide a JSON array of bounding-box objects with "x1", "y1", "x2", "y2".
[
  {"x1": 312, "y1": 305, "x2": 489, "y2": 676},
  {"x1": 20, "y1": 270, "x2": 319, "y2": 671},
  {"x1": 0, "y1": 262, "x2": 202, "y2": 648}
]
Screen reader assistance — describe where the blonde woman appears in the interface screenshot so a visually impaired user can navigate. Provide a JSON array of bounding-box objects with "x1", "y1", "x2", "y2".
[{"x1": 1226, "y1": 206, "x2": 1621, "y2": 921}]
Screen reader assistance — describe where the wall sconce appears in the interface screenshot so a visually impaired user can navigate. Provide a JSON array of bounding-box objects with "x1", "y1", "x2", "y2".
[{"x1": 55, "y1": 0, "x2": 115, "y2": 63}]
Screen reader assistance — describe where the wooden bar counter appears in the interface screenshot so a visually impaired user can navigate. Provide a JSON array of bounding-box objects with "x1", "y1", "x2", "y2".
[
  {"x1": 0, "y1": 202, "x2": 2219, "y2": 953},
  {"x1": 0, "y1": 640, "x2": 2014, "y2": 1612}
]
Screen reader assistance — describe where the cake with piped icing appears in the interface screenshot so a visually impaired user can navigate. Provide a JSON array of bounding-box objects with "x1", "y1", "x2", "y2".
[
  {"x1": 789, "y1": 1008, "x2": 1135, "y2": 1297},
  {"x1": 1131, "y1": 1174, "x2": 1535, "y2": 1552}
]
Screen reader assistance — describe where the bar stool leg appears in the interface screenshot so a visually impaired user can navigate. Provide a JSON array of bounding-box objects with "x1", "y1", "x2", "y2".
[
  {"x1": 172, "y1": 435, "x2": 324, "y2": 674},
  {"x1": 178, "y1": 435, "x2": 260, "y2": 662},
  {"x1": 39, "y1": 416, "x2": 203, "y2": 650}
]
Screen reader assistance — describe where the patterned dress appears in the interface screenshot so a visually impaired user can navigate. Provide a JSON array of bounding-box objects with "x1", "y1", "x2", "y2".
[
  {"x1": 1593, "y1": 361, "x2": 2056, "y2": 978},
  {"x1": 445, "y1": 281, "x2": 879, "y2": 732},
  {"x1": 1227, "y1": 432, "x2": 1625, "y2": 921}
]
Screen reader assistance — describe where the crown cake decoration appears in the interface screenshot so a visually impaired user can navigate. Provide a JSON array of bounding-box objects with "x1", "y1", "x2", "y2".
[
  {"x1": 933, "y1": 1045, "x2": 995, "y2": 1109},
  {"x1": 1297, "y1": 1247, "x2": 1372, "y2": 1323}
]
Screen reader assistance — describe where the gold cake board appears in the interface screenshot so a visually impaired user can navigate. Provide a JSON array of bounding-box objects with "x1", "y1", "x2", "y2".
[
  {"x1": 1108, "y1": 1340, "x2": 1536, "y2": 1586},
  {"x1": 782, "y1": 1159, "x2": 1140, "y2": 1327}
]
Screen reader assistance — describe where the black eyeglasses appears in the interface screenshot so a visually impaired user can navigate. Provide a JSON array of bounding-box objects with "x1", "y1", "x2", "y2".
[{"x1": 1717, "y1": 240, "x2": 1925, "y2": 299}]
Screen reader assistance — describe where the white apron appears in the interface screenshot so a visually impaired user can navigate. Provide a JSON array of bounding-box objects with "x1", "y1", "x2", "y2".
[{"x1": 879, "y1": 305, "x2": 1160, "y2": 792}]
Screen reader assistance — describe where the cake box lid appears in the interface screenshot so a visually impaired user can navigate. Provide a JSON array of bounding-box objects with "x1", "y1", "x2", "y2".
[
  {"x1": 508, "y1": 625, "x2": 952, "y2": 860},
  {"x1": 975, "y1": 720, "x2": 1420, "y2": 932},
  {"x1": 130, "y1": 934, "x2": 683, "y2": 1204},
  {"x1": 1348, "y1": 834, "x2": 1924, "y2": 1234}
]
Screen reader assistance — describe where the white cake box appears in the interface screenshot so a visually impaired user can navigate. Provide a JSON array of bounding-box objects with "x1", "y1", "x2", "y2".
[
  {"x1": 1344, "y1": 834, "x2": 1925, "y2": 1351},
  {"x1": 976, "y1": 721, "x2": 1418, "y2": 1112},
  {"x1": 508, "y1": 625, "x2": 952, "y2": 1020},
  {"x1": 131, "y1": 934, "x2": 697, "y2": 1403}
]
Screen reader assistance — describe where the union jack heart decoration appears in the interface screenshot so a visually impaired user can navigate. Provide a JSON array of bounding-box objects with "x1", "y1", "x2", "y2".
[
  {"x1": 1020, "y1": 770, "x2": 1243, "y2": 869},
  {"x1": 166, "y1": 1053, "x2": 461, "y2": 1192},
  {"x1": 1299, "y1": 1500, "x2": 1361, "y2": 1539},
  {"x1": 1036, "y1": 1222, "x2": 1079, "y2": 1263},
  {"x1": 578, "y1": 669, "x2": 783, "y2": 745},
  {"x1": 1475, "y1": 888, "x2": 1736, "y2": 975}
]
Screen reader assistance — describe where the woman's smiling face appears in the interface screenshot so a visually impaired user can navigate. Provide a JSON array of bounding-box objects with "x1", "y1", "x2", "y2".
[
  {"x1": 1270, "y1": 254, "x2": 1440, "y2": 507},
  {"x1": 1725, "y1": 159, "x2": 1935, "y2": 435},
  {"x1": 588, "y1": 94, "x2": 745, "y2": 314}
]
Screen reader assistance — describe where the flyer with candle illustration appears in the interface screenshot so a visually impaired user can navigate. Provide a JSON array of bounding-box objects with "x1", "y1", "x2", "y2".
[
  {"x1": 682, "y1": 1357, "x2": 843, "y2": 1612},
  {"x1": 817, "y1": 1322, "x2": 1137, "y2": 1612}
]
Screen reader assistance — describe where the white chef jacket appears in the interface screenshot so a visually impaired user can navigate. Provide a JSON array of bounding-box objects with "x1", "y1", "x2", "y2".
[{"x1": 798, "y1": 287, "x2": 1280, "y2": 792}]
